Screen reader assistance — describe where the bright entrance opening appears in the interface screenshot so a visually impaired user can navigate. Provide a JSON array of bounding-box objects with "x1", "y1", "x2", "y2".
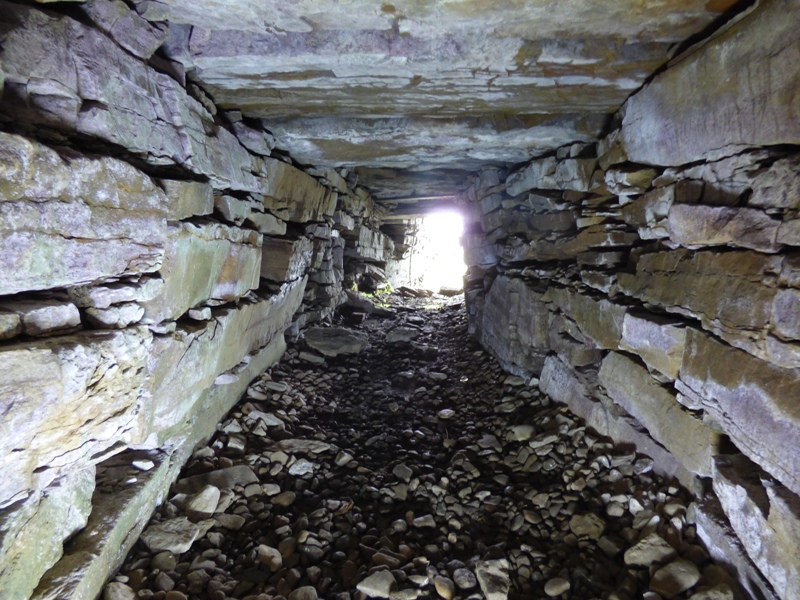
[{"x1": 407, "y1": 209, "x2": 466, "y2": 292}]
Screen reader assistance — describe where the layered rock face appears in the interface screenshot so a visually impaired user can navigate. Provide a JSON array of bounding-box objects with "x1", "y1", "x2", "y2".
[
  {"x1": 0, "y1": 3, "x2": 410, "y2": 597},
  {"x1": 464, "y1": 3, "x2": 800, "y2": 597}
]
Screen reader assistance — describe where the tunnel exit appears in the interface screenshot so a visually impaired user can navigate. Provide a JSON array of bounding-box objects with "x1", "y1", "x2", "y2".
[{"x1": 406, "y1": 209, "x2": 466, "y2": 293}]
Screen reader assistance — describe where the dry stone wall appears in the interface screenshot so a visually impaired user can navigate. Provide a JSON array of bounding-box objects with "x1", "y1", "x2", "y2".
[
  {"x1": 463, "y1": 3, "x2": 800, "y2": 598},
  {"x1": 0, "y1": 3, "x2": 410, "y2": 597}
]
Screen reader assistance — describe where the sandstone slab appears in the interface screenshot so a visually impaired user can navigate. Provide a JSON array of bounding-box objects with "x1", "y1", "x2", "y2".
[
  {"x1": 140, "y1": 222, "x2": 262, "y2": 324},
  {"x1": 666, "y1": 204, "x2": 781, "y2": 253},
  {"x1": 600, "y1": 352, "x2": 719, "y2": 476},
  {"x1": 461, "y1": 233, "x2": 498, "y2": 269},
  {"x1": 259, "y1": 158, "x2": 336, "y2": 223},
  {"x1": 0, "y1": 300, "x2": 81, "y2": 337},
  {"x1": 0, "y1": 468, "x2": 95, "y2": 599},
  {"x1": 679, "y1": 328, "x2": 800, "y2": 497},
  {"x1": 79, "y1": 0, "x2": 169, "y2": 60},
  {"x1": 345, "y1": 226, "x2": 395, "y2": 263},
  {"x1": 618, "y1": 249, "x2": 780, "y2": 360},
  {"x1": 619, "y1": 313, "x2": 686, "y2": 380},
  {"x1": 712, "y1": 454, "x2": 800, "y2": 600},
  {"x1": 261, "y1": 236, "x2": 313, "y2": 282},
  {"x1": 305, "y1": 327, "x2": 368, "y2": 357},
  {"x1": 474, "y1": 275, "x2": 549, "y2": 376},
  {"x1": 0, "y1": 327, "x2": 152, "y2": 503},
  {"x1": 0, "y1": 3, "x2": 262, "y2": 192},
  {"x1": 159, "y1": 180, "x2": 214, "y2": 221},
  {"x1": 540, "y1": 355, "x2": 695, "y2": 489},
  {"x1": 621, "y1": 0, "x2": 800, "y2": 166},
  {"x1": 693, "y1": 497, "x2": 780, "y2": 600},
  {"x1": 545, "y1": 287, "x2": 626, "y2": 350},
  {"x1": 748, "y1": 155, "x2": 800, "y2": 210},
  {"x1": 32, "y1": 451, "x2": 172, "y2": 600},
  {"x1": 548, "y1": 315, "x2": 603, "y2": 368},
  {"x1": 142, "y1": 278, "x2": 306, "y2": 442},
  {"x1": 621, "y1": 185, "x2": 674, "y2": 239},
  {"x1": 0, "y1": 132, "x2": 166, "y2": 295}
]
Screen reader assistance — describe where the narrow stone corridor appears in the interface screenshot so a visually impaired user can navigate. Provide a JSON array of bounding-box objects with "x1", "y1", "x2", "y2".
[{"x1": 104, "y1": 296, "x2": 737, "y2": 600}]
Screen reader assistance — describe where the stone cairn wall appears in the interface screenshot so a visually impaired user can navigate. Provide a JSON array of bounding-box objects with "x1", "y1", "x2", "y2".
[
  {"x1": 0, "y1": 2, "x2": 407, "y2": 598},
  {"x1": 463, "y1": 4, "x2": 800, "y2": 600}
]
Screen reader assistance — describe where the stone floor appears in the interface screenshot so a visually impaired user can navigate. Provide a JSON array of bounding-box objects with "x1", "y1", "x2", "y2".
[{"x1": 103, "y1": 294, "x2": 740, "y2": 600}]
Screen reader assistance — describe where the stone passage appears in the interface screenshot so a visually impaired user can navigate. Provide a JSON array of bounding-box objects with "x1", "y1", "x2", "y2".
[
  {"x1": 1, "y1": 0, "x2": 799, "y2": 598},
  {"x1": 103, "y1": 297, "x2": 740, "y2": 600}
]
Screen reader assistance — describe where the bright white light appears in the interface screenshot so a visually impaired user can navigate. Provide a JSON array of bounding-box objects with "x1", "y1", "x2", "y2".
[{"x1": 410, "y1": 210, "x2": 466, "y2": 291}]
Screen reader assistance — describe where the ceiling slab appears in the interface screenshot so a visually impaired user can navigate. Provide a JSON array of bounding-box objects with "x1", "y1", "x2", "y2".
[{"x1": 155, "y1": 0, "x2": 738, "y2": 199}]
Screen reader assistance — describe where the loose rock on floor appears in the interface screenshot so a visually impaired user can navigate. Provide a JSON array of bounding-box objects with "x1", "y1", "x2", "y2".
[{"x1": 104, "y1": 294, "x2": 740, "y2": 600}]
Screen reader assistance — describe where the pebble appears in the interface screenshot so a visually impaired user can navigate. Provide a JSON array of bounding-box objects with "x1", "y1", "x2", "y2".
[
  {"x1": 412, "y1": 514, "x2": 436, "y2": 528},
  {"x1": 215, "y1": 513, "x2": 245, "y2": 530},
  {"x1": 452, "y1": 567, "x2": 476, "y2": 590},
  {"x1": 289, "y1": 458, "x2": 315, "y2": 476},
  {"x1": 433, "y1": 575, "x2": 455, "y2": 599},
  {"x1": 650, "y1": 558, "x2": 701, "y2": 597},
  {"x1": 689, "y1": 584, "x2": 734, "y2": 600},
  {"x1": 154, "y1": 571, "x2": 175, "y2": 592},
  {"x1": 132, "y1": 460, "x2": 155, "y2": 471},
  {"x1": 475, "y1": 560, "x2": 511, "y2": 600},
  {"x1": 140, "y1": 518, "x2": 200, "y2": 554},
  {"x1": 357, "y1": 570, "x2": 397, "y2": 598},
  {"x1": 392, "y1": 463, "x2": 413, "y2": 482},
  {"x1": 569, "y1": 513, "x2": 606, "y2": 540},
  {"x1": 544, "y1": 577, "x2": 571, "y2": 597},
  {"x1": 272, "y1": 491, "x2": 297, "y2": 507},
  {"x1": 390, "y1": 589, "x2": 421, "y2": 600},
  {"x1": 257, "y1": 544, "x2": 283, "y2": 572},
  {"x1": 624, "y1": 533, "x2": 678, "y2": 566},
  {"x1": 150, "y1": 551, "x2": 176, "y2": 571},
  {"x1": 335, "y1": 451, "x2": 354, "y2": 466},
  {"x1": 508, "y1": 425, "x2": 534, "y2": 441},
  {"x1": 288, "y1": 586, "x2": 319, "y2": 600},
  {"x1": 185, "y1": 485, "x2": 220, "y2": 521},
  {"x1": 104, "y1": 583, "x2": 136, "y2": 600}
]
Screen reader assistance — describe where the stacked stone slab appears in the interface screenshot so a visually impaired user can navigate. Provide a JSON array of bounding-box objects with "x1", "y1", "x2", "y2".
[
  {"x1": 0, "y1": 3, "x2": 414, "y2": 597},
  {"x1": 463, "y1": 2, "x2": 800, "y2": 597}
]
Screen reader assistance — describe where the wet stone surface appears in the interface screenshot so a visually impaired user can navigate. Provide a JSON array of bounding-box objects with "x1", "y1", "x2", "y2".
[{"x1": 105, "y1": 294, "x2": 739, "y2": 600}]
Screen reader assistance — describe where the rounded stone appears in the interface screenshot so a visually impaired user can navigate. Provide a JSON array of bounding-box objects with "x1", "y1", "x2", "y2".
[
  {"x1": 151, "y1": 551, "x2": 177, "y2": 572},
  {"x1": 433, "y1": 575, "x2": 455, "y2": 600},
  {"x1": 452, "y1": 568, "x2": 476, "y2": 590},
  {"x1": 272, "y1": 491, "x2": 297, "y2": 507},
  {"x1": 288, "y1": 586, "x2": 319, "y2": 600},
  {"x1": 544, "y1": 577, "x2": 571, "y2": 597},
  {"x1": 185, "y1": 484, "x2": 220, "y2": 521},
  {"x1": 650, "y1": 559, "x2": 701, "y2": 598},
  {"x1": 257, "y1": 544, "x2": 283, "y2": 572},
  {"x1": 154, "y1": 572, "x2": 175, "y2": 592},
  {"x1": 569, "y1": 513, "x2": 606, "y2": 540},
  {"x1": 104, "y1": 583, "x2": 136, "y2": 600}
]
